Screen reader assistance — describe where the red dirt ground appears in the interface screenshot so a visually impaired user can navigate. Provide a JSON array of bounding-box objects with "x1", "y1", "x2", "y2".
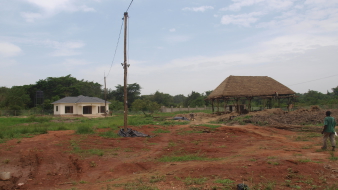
[{"x1": 1, "y1": 112, "x2": 338, "y2": 190}]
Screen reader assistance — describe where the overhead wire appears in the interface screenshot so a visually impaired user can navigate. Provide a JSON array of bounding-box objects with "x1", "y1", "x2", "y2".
[
  {"x1": 126, "y1": 0, "x2": 134, "y2": 12},
  {"x1": 103, "y1": 0, "x2": 134, "y2": 84},
  {"x1": 106, "y1": 19, "x2": 124, "y2": 78},
  {"x1": 288, "y1": 74, "x2": 338, "y2": 86}
]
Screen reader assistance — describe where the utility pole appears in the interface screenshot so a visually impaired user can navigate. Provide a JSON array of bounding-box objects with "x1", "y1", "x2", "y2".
[
  {"x1": 123, "y1": 12, "x2": 129, "y2": 131},
  {"x1": 104, "y1": 75, "x2": 107, "y2": 118}
]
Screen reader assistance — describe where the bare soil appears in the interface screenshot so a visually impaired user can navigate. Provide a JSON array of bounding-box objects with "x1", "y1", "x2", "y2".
[{"x1": 1, "y1": 108, "x2": 338, "y2": 190}]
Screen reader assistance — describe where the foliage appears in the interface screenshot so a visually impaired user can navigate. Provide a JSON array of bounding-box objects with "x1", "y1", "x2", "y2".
[
  {"x1": 132, "y1": 99, "x2": 160, "y2": 116},
  {"x1": 109, "y1": 100, "x2": 124, "y2": 111},
  {"x1": 108, "y1": 83, "x2": 141, "y2": 108}
]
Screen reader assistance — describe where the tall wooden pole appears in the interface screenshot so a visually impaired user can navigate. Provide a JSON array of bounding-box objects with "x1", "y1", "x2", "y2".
[
  {"x1": 123, "y1": 12, "x2": 128, "y2": 131},
  {"x1": 104, "y1": 75, "x2": 107, "y2": 118}
]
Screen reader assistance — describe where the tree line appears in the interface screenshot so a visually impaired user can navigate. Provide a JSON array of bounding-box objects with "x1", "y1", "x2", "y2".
[{"x1": 0, "y1": 75, "x2": 337, "y2": 112}]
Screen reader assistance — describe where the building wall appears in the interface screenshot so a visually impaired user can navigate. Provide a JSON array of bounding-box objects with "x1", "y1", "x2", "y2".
[{"x1": 53, "y1": 103, "x2": 110, "y2": 115}]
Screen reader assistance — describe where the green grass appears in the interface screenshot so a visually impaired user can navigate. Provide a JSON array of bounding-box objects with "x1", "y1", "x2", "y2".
[
  {"x1": 99, "y1": 130, "x2": 121, "y2": 138},
  {"x1": 182, "y1": 177, "x2": 208, "y2": 185},
  {"x1": 214, "y1": 178, "x2": 234, "y2": 185},
  {"x1": 76, "y1": 125, "x2": 95, "y2": 134},
  {"x1": 158, "y1": 154, "x2": 213, "y2": 162},
  {"x1": 152, "y1": 129, "x2": 170, "y2": 133}
]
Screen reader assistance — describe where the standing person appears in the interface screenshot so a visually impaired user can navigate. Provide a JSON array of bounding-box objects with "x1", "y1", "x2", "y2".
[{"x1": 321, "y1": 111, "x2": 337, "y2": 151}]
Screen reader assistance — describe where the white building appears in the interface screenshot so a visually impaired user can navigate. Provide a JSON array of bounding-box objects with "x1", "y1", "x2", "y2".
[{"x1": 51, "y1": 95, "x2": 110, "y2": 116}]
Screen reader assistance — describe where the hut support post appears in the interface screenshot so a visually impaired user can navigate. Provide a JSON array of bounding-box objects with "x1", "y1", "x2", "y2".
[
  {"x1": 235, "y1": 97, "x2": 240, "y2": 114},
  {"x1": 247, "y1": 97, "x2": 253, "y2": 112},
  {"x1": 217, "y1": 99, "x2": 220, "y2": 113},
  {"x1": 211, "y1": 99, "x2": 214, "y2": 113},
  {"x1": 223, "y1": 98, "x2": 228, "y2": 113}
]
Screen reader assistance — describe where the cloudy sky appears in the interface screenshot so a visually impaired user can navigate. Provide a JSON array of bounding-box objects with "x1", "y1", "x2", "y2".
[{"x1": 1, "y1": 0, "x2": 338, "y2": 96}]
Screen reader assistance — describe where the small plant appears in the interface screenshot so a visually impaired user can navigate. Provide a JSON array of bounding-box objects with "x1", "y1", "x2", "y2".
[
  {"x1": 90, "y1": 161, "x2": 97, "y2": 167},
  {"x1": 149, "y1": 175, "x2": 165, "y2": 183},
  {"x1": 79, "y1": 180, "x2": 87, "y2": 184},
  {"x1": 183, "y1": 177, "x2": 208, "y2": 185},
  {"x1": 298, "y1": 158, "x2": 312, "y2": 163},
  {"x1": 329, "y1": 151, "x2": 338, "y2": 161},
  {"x1": 3, "y1": 159, "x2": 10, "y2": 164}
]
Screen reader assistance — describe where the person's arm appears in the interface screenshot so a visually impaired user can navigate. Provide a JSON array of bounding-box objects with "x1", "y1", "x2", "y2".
[{"x1": 322, "y1": 125, "x2": 327, "y2": 134}]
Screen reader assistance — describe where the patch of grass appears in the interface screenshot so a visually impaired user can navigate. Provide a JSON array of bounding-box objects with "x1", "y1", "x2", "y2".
[
  {"x1": 149, "y1": 175, "x2": 165, "y2": 183},
  {"x1": 329, "y1": 151, "x2": 338, "y2": 161},
  {"x1": 267, "y1": 161, "x2": 280, "y2": 165},
  {"x1": 158, "y1": 154, "x2": 213, "y2": 162},
  {"x1": 182, "y1": 177, "x2": 208, "y2": 185},
  {"x1": 99, "y1": 130, "x2": 121, "y2": 138},
  {"x1": 193, "y1": 124, "x2": 222, "y2": 129},
  {"x1": 298, "y1": 158, "x2": 312, "y2": 163},
  {"x1": 88, "y1": 149, "x2": 104, "y2": 156},
  {"x1": 214, "y1": 178, "x2": 234, "y2": 185},
  {"x1": 76, "y1": 125, "x2": 95, "y2": 134},
  {"x1": 152, "y1": 129, "x2": 170, "y2": 133}
]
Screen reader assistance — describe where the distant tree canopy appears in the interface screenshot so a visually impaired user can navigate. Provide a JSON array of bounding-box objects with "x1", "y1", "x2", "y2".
[
  {"x1": 1, "y1": 75, "x2": 337, "y2": 111},
  {"x1": 0, "y1": 75, "x2": 102, "y2": 110}
]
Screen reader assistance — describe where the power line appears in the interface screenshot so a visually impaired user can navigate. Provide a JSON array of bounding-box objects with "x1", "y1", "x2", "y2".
[
  {"x1": 288, "y1": 74, "x2": 338, "y2": 86},
  {"x1": 106, "y1": 19, "x2": 124, "y2": 78},
  {"x1": 126, "y1": 0, "x2": 134, "y2": 12}
]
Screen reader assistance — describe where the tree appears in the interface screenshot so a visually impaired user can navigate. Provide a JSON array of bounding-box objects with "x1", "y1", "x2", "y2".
[
  {"x1": 109, "y1": 83, "x2": 141, "y2": 107},
  {"x1": 184, "y1": 91, "x2": 206, "y2": 107},
  {"x1": 132, "y1": 99, "x2": 160, "y2": 116},
  {"x1": 173, "y1": 94, "x2": 186, "y2": 106},
  {"x1": 150, "y1": 91, "x2": 173, "y2": 107},
  {"x1": 2, "y1": 86, "x2": 30, "y2": 110},
  {"x1": 109, "y1": 100, "x2": 124, "y2": 111}
]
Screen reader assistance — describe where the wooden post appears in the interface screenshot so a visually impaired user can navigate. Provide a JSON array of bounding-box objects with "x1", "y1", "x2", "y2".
[
  {"x1": 217, "y1": 99, "x2": 219, "y2": 113},
  {"x1": 211, "y1": 99, "x2": 214, "y2": 113},
  {"x1": 247, "y1": 97, "x2": 252, "y2": 112},
  {"x1": 104, "y1": 76, "x2": 107, "y2": 117},
  {"x1": 123, "y1": 12, "x2": 128, "y2": 131}
]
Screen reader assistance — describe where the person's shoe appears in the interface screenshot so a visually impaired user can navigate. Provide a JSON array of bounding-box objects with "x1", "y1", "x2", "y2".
[{"x1": 332, "y1": 146, "x2": 335, "y2": 151}]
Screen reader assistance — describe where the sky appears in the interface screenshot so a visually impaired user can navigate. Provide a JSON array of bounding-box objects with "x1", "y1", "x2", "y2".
[{"x1": 1, "y1": 0, "x2": 338, "y2": 96}]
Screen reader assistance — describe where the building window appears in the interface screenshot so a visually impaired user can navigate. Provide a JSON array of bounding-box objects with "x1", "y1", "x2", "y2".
[
  {"x1": 65, "y1": 106, "x2": 73, "y2": 113},
  {"x1": 98, "y1": 106, "x2": 105, "y2": 113},
  {"x1": 101, "y1": 106, "x2": 105, "y2": 113},
  {"x1": 56, "y1": 106, "x2": 58, "y2": 112}
]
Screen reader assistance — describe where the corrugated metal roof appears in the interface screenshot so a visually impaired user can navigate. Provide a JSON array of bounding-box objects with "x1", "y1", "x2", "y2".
[
  {"x1": 207, "y1": 75, "x2": 295, "y2": 99},
  {"x1": 52, "y1": 95, "x2": 110, "y2": 104}
]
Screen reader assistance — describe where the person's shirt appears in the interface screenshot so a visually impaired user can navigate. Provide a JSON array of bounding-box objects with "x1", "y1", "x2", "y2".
[{"x1": 324, "y1": 116, "x2": 336, "y2": 133}]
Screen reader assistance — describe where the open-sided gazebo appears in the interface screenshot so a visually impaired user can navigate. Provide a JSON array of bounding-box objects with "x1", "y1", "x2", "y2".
[{"x1": 207, "y1": 76, "x2": 296, "y2": 113}]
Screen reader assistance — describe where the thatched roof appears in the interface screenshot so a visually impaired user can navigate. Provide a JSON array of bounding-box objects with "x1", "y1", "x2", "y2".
[{"x1": 207, "y1": 76, "x2": 295, "y2": 99}]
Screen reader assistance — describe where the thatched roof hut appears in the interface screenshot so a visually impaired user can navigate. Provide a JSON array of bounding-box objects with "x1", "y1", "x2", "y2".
[
  {"x1": 207, "y1": 76, "x2": 296, "y2": 113},
  {"x1": 207, "y1": 75, "x2": 295, "y2": 99}
]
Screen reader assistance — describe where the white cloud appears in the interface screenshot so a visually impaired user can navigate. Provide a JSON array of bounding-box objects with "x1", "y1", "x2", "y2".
[
  {"x1": 221, "y1": 0, "x2": 293, "y2": 12},
  {"x1": 182, "y1": 6, "x2": 214, "y2": 12},
  {"x1": 0, "y1": 42, "x2": 22, "y2": 57},
  {"x1": 169, "y1": 28, "x2": 176, "y2": 32},
  {"x1": 221, "y1": 12, "x2": 265, "y2": 27},
  {"x1": 22, "y1": 0, "x2": 96, "y2": 22}
]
